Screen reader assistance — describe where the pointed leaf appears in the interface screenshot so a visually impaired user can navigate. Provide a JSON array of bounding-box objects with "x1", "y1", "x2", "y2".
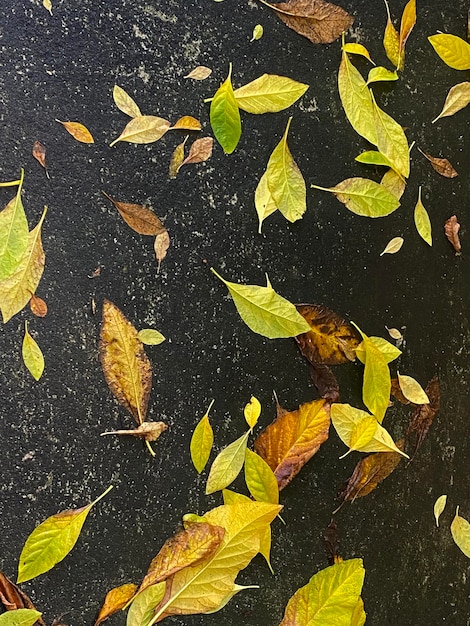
[
  {"x1": 255, "y1": 170, "x2": 278, "y2": 233},
  {"x1": 110, "y1": 116, "x2": 170, "y2": 147},
  {"x1": 181, "y1": 137, "x2": 213, "y2": 166},
  {"x1": 429, "y1": 34, "x2": 470, "y2": 70},
  {"x1": 355, "y1": 335, "x2": 401, "y2": 365},
  {"x1": 102, "y1": 192, "x2": 165, "y2": 236},
  {"x1": 0, "y1": 172, "x2": 28, "y2": 281},
  {"x1": 244, "y1": 396, "x2": 261, "y2": 429},
  {"x1": 451, "y1": 507, "x2": 470, "y2": 558},
  {"x1": 113, "y1": 85, "x2": 142, "y2": 118},
  {"x1": 398, "y1": 0, "x2": 416, "y2": 68},
  {"x1": 371, "y1": 92, "x2": 409, "y2": 178},
  {"x1": 190, "y1": 400, "x2": 214, "y2": 473},
  {"x1": 233, "y1": 74, "x2": 308, "y2": 114},
  {"x1": 0, "y1": 610, "x2": 42, "y2": 626},
  {"x1": 137, "y1": 329, "x2": 165, "y2": 345},
  {"x1": 154, "y1": 229, "x2": 170, "y2": 272},
  {"x1": 209, "y1": 64, "x2": 241, "y2": 154},
  {"x1": 95, "y1": 584, "x2": 138, "y2": 626},
  {"x1": 397, "y1": 372, "x2": 430, "y2": 404},
  {"x1": 367, "y1": 66, "x2": 398, "y2": 84},
  {"x1": 32, "y1": 142, "x2": 49, "y2": 178},
  {"x1": 169, "y1": 139, "x2": 186, "y2": 178},
  {"x1": 383, "y1": 0, "x2": 401, "y2": 69},
  {"x1": 184, "y1": 66, "x2": 212, "y2": 80},
  {"x1": 312, "y1": 178, "x2": 400, "y2": 218},
  {"x1": 126, "y1": 584, "x2": 165, "y2": 626},
  {"x1": 244, "y1": 448, "x2": 279, "y2": 503},
  {"x1": 342, "y1": 43, "x2": 373, "y2": 63},
  {"x1": 432, "y1": 82, "x2": 470, "y2": 123},
  {"x1": 414, "y1": 187, "x2": 432, "y2": 246},
  {"x1": 380, "y1": 236, "x2": 404, "y2": 256},
  {"x1": 355, "y1": 150, "x2": 394, "y2": 168},
  {"x1": 22, "y1": 321, "x2": 44, "y2": 381},
  {"x1": 418, "y1": 149, "x2": 458, "y2": 178},
  {"x1": 434, "y1": 495, "x2": 447, "y2": 528},
  {"x1": 206, "y1": 431, "x2": 250, "y2": 494},
  {"x1": 381, "y1": 168, "x2": 406, "y2": 200},
  {"x1": 56, "y1": 120, "x2": 94, "y2": 143}
]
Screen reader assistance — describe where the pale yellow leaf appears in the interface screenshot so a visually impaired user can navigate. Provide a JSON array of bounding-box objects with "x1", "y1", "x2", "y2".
[
  {"x1": 397, "y1": 372, "x2": 430, "y2": 404},
  {"x1": 110, "y1": 116, "x2": 171, "y2": 147},
  {"x1": 414, "y1": 187, "x2": 432, "y2": 246},
  {"x1": 113, "y1": 85, "x2": 142, "y2": 118},
  {"x1": 190, "y1": 400, "x2": 215, "y2": 473},
  {"x1": 255, "y1": 170, "x2": 278, "y2": 233},
  {"x1": 380, "y1": 236, "x2": 403, "y2": 256},
  {"x1": 432, "y1": 82, "x2": 470, "y2": 123},
  {"x1": 244, "y1": 396, "x2": 261, "y2": 429},
  {"x1": 250, "y1": 24, "x2": 264, "y2": 42},
  {"x1": 451, "y1": 507, "x2": 470, "y2": 558},
  {"x1": 43, "y1": 0, "x2": 52, "y2": 15},
  {"x1": 434, "y1": 495, "x2": 447, "y2": 527},
  {"x1": 184, "y1": 66, "x2": 212, "y2": 80},
  {"x1": 22, "y1": 321, "x2": 44, "y2": 381},
  {"x1": 233, "y1": 74, "x2": 308, "y2": 114}
]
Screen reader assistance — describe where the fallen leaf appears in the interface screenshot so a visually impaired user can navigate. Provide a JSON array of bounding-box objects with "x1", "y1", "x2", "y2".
[
  {"x1": 417, "y1": 148, "x2": 458, "y2": 178},
  {"x1": 102, "y1": 192, "x2": 165, "y2": 236},
  {"x1": 17, "y1": 486, "x2": 113, "y2": 583},
  {"x1": 209, "y1": 63, "x2": 241, "y2": 155},
  {"x1": 184, "y1": 66, "x2": 212, "y2": 80},
  {"x1": 244, "y1": 396, "x2": 261, "y2": 430},
  {"x1": 255, "y1": 170, "x2": 278, "y2": 233},
  {"x1": 406, "y1": 375, "x2": 440, "y2": 455},
  {"x1": 138, "y1": 329, "x2": 166, "y2": 345},
  {"x1": 295, "y1": 304, "x2": 359, "y2": 365},
  {"x1": 0, "y1": 572, "x2": 45, "y2": 623},
  {"x1": 169, "y1": 138, "x2": 187, "y2": 178},
  {"x1": 355, "y1": 335, "x2": 401, "y2": 365},
  {"x1": 0, "y1": 171, "x2": 28, "y2": 282},
  {"x1": 429, "y1": 33, "x2": 470, "y2": 70},
  {"x1": 56, "y1": 119, "x2": 94, "y2": 143},
  {"x1": 414, "y1": 186, "x2": 432, "y2": 246},
  {"x1": 444, "y1": 215, "x2": 461, "y2": 254},
  {"x1": 380, "y1": 236, "x2": 404, "y2": 256},
  {"x1": 432, "y1": 82, "x2": 470, "y2": 123},
  {"x1": 112, "y1": 85, "x2": 142, "y2": 118},
  {"x1": 259, "y1": 0, "x2": 354, "y2": 45},
  {"x1": 29, "y1": 293, "x2": 47, "y2": 317},
  {"x1": 434, "y1": 495, "x2": 447, "y2": 527},
  {"x1": 22, "y1": 321, "x2": 44, "y2": 381},
  {"x1": 355, "y1": 150, "x2": 394, "y2": 169},
  {"x1": 154, "y1": 229, "x2": 170, "y2": 273},
  {"x1": 398, "y1": 0, "x2": 416, "y2": 69},
  {"x1": 342, "y1": 42, "x2": 373, "y2": 63},
  {"x1": 451, "y1": 507, "x2": 470, "y2": 558},
  {"x1": 170, "y1": 115, "x2": 202, "y2": 131},
  {"x1": 279, "y1": 559, "x2": 365, "y2": 625},
  {"x1": 206, "y1": 431, "x2": 250, "y2": 494},
  {"x1": 309, "y1": 363, "x2": 340, "y2": 403},
  {"x1": 0, "y1": 609, "x2": 43, "y2": 625},
  {"x1": 397, "y1": 372, "x2": 430, "y2": 404},
  {"x1": 251, "y1": 24, "x2": 264, "y2": 41},
  {"x1": 88, "y1": 266, "x2": 101, "y2": 279},
  {"x1": 383, "y1": 0, "x2": 401, "y2": 69},
  {"x1": 32, "y1": 141, "x2": 49, "y2": 178},
  {"x1": 126, "y1": 584, "x2": 165, "y2": 626},
  {"x1": 371, "y1": 91, "x2": 410, "y2": 178},
  {"x1": 244, "y1": 448, "x2": 279, "y2": 504},
  {"x1": 211, "y1": 269, "x2": 310, "y2": 339},
  {"x1": 233, "y1": 74, "x2": 308, "y2": 114},
  {"x1": 100, "y1": 422, "x2": 168, "y2": 442},
  {"x1": 323, "y1": 519, "x2": 340, "y2": 565},
  {"x1": 95, "y1": 584, "x2": 138, "y2": 626},
  {"x1": 381, "y1": 168, "x2": 406, "y2": 200},
  {"x1": 190, "y1": 400, "x2": 215, "y2": 473},
  {"x1": 254, "y1": 398, "x2": 330, "y2": 490},
  {"x1": 367, "y1": 66, "x2": 398, "y2": 84},
  {"x1": 109, "y1": 115, "x2": 171, "y2": 147},
  {"x1": 181, "y1": 137, "x2": 213, "y2": 165},
  {"x1": 311, "y1": 178, "x2": 400, "y2": 217},
  {"x1": 43, "y1": 0, "x2": 52, "y2": 14}
]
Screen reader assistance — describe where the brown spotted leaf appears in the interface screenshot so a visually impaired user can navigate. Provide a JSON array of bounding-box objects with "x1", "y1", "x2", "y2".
[
  {"x1": 56, "y1": 119, "x2": 94, "y2": 143},
  {"x1": 295, "y1": 304, "x2": 360, "y2": 365},
  {"x1": 418, "y1": 148, "x2": 458, "y2": 178},
  {"x1": 101, "y1": 421, "x2": 168, "y2": 442},
  {"x1": 32, "y1": 141, "x2": 49, "y2": 179},
  {"x1": 29, "y1": 294, "x2": 48, "y2": 318},
  {"x1": 309, "y1": 363, "x2": 340, "y2": 403},
  {"x1": 254, "y1": 398, "x2": 330, "y2": 490},
  {"x1": 182, "y1": 137, "x2": 214, "y2": 166},
  {"x1": 95, "y1": 584, "x2": 138, "y2": 626},
  {"x1": 154, "y1": 230, "x2": 170, "y2": 273},
  {"x1": 171, "y1": 116, "x2": 202, "y2": 131},
  {"x1": 260, "y1": 0, "x2": 354, "y2": 44},
  {"x1": 169, "y1": 138, "x2": 187, "y2": 179},
  {"x1": 406, "y1": 376, "x2": 440, "y2": 455},
  {"x1": 444, "y1": 215, "x2": 461, "y2": 254},
  {"x1": 102, "y1": 192, "x2": 166, "y2": 236},
  {"x1": 0, "y1": 571, "x2": 46, "y2": 624}
]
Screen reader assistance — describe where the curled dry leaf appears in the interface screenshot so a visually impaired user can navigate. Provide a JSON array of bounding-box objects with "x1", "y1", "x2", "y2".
[
  {"x1": 406, "y1": 375, "x2": 440, "y2": 455},
  {"x1": 182, "y1": 137, "x2": 214, "y2": 165},
  {"x1": 434, "y1": 495, "x2": 447, "y2": 528},
  {"x1": 101, "y1": 422, "x2": 168, "y2": 442},
  {"x1": 259, "y1": 0, "x2": 354, "y2": 45},
  {"x1": 154, "y1": 229, "x2": 170, "y2": 273},
  {"x1": 0, "y1": 571, "x2": 46, "y2": 624},
  {"x1": 95, "y1": 584, "x2": 138, "y2": 626},
  {"x1": 254, "y1": 398, "x2": 330, "y2": 490},
  {"x1": 417, "y1": 148, "x2": 458, "y2": 178},
  {"x1": 380, "y1": 237, "x2": 404, "y2": 256},
  {"x1": 171, "y1": 115, "x2": 202, "y2": 131},
  {"x1": 102, "y1": 192, "x2": 165, "y2": 236},
  {"x1": 309, "y1": 363, "x2": 340, "y2": 403},
  {"x1": 32, "y1": 141, "x2": 49, "y2": 178},
  {"x1": 29, "y1": 293, "x2": 47, "y2": 317},
  {"x1": 110, "y1": 115, "x2": 171, "y2": 146},
  {"x1": 184, "y1": 66, "x2": 212, "y2": 80},
  {"x1": 56, "y1": 119, "x2": 94, "y2": 144},
  {"x1": 444, "y1": 215, "x2": 461, "y2": 254}
]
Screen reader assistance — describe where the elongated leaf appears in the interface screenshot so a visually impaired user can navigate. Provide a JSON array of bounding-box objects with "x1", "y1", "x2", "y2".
[
  {"x1": 255, "y1": 171, "x2": 278, "y2": 233},
  {"x1": 113, "y1": 85, "x2": 142, "y2": 118},
  {"x1": 311, "y1": 178, "x2": 400, "y2": 217},
  {"x1": 383, "y1": 0, "x2": 400, "y2": 69},
  {"x1": 169, "y1": 139, "x2": 186, "y2": 178},
  {"x1": 434, "y1": 495, "x2": 447, "y2": 527},
  {"x1": 367, "y1": 66, "x2": 398, "y2": 84},
  {"x1": 32, "y1": 141, "x2": 48, "y2": 178},
  {"x1": 265, "y1": 117, "x2": 306, "y2": 222},
  {"x1": 154, "y1": 229, "x2": 170, "y2": 272},
  {"x1": 206, "y1": 431, "x2": 250, "y2": 494},
  {"x1": 451, "y1": 507, "x2": 470, "y2": 558},
  {"x1": 429, "y1": 34, "x2": 470, "y2": 70},
  {"x1": 110, "y1": 116, "x2": 170, "y2": 147},
  {"x1": 209, "y1": 64, "x2": 241, "y2": 154},
  {"x1": 445, "y1": 215, "x2": 461, "y2": 254},
  {"x1": 279, "y1": 559, "x2": 365, "y2": 625},
  {"x1": 432, "y1": 82, "x2": 470, "y2": 123},
  {"x1": 371, "y1": 92, "x2": 409, "y2": 178},
  {"x1": 233, "y1": 74, "x2": 308, "y2": 114},
  {"x1": 56, "y1": 119, "x2": 94, "y2": 143},
  {"x1": 418, "y1": 149, "x2": 458, "y2": 178},
  {"x1": 211, "y1": 269, "x2": 310, "y2": 339},
  {"x1": 190, "y1": 400, "x2": 215, "y2": 473},
  {"x1": 0, "y1": 206, "x2": 47, "y2": 324},
  {"x1": 355, "y1": 150, "x2": 394, "y2": 168},
  {"x1": 397, "y1": 0, "x2": 416, "y2": 69},
  {"x1": 244, "y1": 396, "x2": 261, "y2": 430},
  {"x1": 0, "y1": 610, "x2": 42, "y2": 626},
  {"x1": 397, "y1": 372, "x2": 429, "y2": 404},
  {"x1": 380, "y1": 236, "x2": 404, "y2": 256},
  {"x1": 126, "y1": 584, "x2": 165, "y2": 626},
  {"x1": 17, "y1": 486, "x2": 112, "y2": 583},
  {"x1": 99, "y1": 299, "x2": 152, "y2": 425},
  {"x1": 414, "y1": 187, "x2": 432, "y2": 246},
  {"x1": 22, "y1": 321, "x2": 44, "y2": 381},
  {"x1": 0, "y1": 171, "x2": 27, "y2": 281},
  {"x1": 102, "y1": 192, "x2": 165, "y2": 235},
  {"x1": 245, "y1": 448, "x2": 279, "y2": 504},
  {"x1": 95, "y1": 584, "x2": 138, "y2": 626}
]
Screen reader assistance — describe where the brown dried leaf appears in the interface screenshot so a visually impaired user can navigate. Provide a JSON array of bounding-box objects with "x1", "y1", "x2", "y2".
[
  {"x1": 102, "y1": 192, "x2": 165, "y2": 236},
  {"x1": 254, "y1": 398, "x2": 330, "y2": 490},
  {"x1": 323, "y1": 519, "x2": 340, "y2": 565},
  {"x1": 0, "y1": 571, "x2": 46, "y2": 624},
  {"x1": 171, "y1": 116, "x2": 202, "y2": 131},
  {"x1": 444, "y1": 215, "x2": 461, "y2": 254},
  {"x1": 95, "y1": 584, "x2": 138, "y2": 626},
  {"x1": 32, "y1": 141, "x2": 49, "y2": 178},
  {"x1": 260, "y1": 0, "x2": 354, "y2": 44},
  {"x1": 418, "y1": 148, "x2": 458, "y2": 178},
  {"x1": 169, "y1": 138, "x2": 187, "y2": 179},
  {"x1": 406, "y1": 376, "x2": 440, "y2": 455},
  {"x1": 309, "y1": 363, "x2": 340, "y2": 403},
  {"x1": 182, "y1": 137, "x2": 214, "y2": 166},
  {"x1": 29, "y1": 293, "x2": 48, "y2": 318},
  {"x1": 56, "y1": 119, "x2": 94, "y2": 143},
  {"x1": 154, "y1": 230, "x2": 170, "y2": 273},
  {"x1": 295, "y1": 304, "x2": 360, "y2": 365},
  {"x1": 184, "y1": 66, "x2": 212, "y2": 80},
  {"x1": 101, "y1": 421, "x2": 168, "y2": 442}
]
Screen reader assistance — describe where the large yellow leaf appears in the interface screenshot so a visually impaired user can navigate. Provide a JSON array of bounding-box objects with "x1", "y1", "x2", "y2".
[
  {"x1": 429, "y1": 33, "x2": 470, "y2": 70},
  {"x1": 311, "y1": 178, "x2": 400, "y2": 218},
  {"x1": 0, "y1": 170, "x2": 27, "y2": 281},
  {"x1": 233, "y1": 74, "x2": 308, "y2": 114},
  {"x1": 371, "y1": 92, "x2": 410, "y2": 178},
  {"x1": 110, "y1": 116, "x2": 171, "y2": 147}
]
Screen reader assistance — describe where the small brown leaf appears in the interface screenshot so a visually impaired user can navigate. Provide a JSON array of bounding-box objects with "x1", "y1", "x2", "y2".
[
  {"x1": 184, "y1": 66, "x2": 212, "y2": 80},
  {"x1": 154, "y1": 230, "x2": 170, "y2": 273},
  {"x1": 182, "y1": 137, "x2": 214, "y2": 166},
  {"x1": 418, "y1": 148, "x2": 458, "y2": 178},
  {"x1": 254, "y1": 398, "x2": 330, "y2": 490},
  {"x1": 171, "y1": 116, "x2": 202, "y2": 131},
  {"x1": 56, "y1": 119, "x2": 94, "y2": 143},
  {"x1": 102, "y1": 192, "x2": 165, "y2": 236},
  {"x1": 309, "y1": 363, "x2": 340, "y2": 403},
  {"x1": 295, "y1": 304, "x2": 360, "y2": 365},
  {"x1": 323, "y1": 519, "x2": 340, "y2": 565},
  {"x1": 29, "y1": 294, "x2": 48, "y2": 318},
  {"x1": 260, "y1": 0, "x2": 354, "y2": 44},
  {"x1": 444, "y1": 215, "x2": 462, "y2": 254},
  {"x1": 169, "y1": 138, "x2": 187, "y2": 179},
  {"x1": 406, "y1": 376, "x2": 440, "y2": 456},
  {"x1": 32, "y1": 141, "x2": 49, "y2": 178},
  {"x1": 95, "y1": 584, "x2": 138, "y2": 626},
  {"x1": 88, "y1": 266, "x2": 102, "y2": 279},
  {"x1": 101, "y1": 421, "x2": 168, "y2": 442},
  {"x1": 0, "y1": 571, "x2": 46, "y2": 623}
]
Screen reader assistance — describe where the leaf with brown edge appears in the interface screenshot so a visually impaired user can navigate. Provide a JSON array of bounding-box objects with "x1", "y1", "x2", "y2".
[
  {"x1": 182, "y1": 137, "x2": 214, "y2": 166},
  {"x1": 95, "y1": 583, "x2": 137, "y2": 626},
  {"x1": 101, "y1": 421, "x2": 168, "y2": 442},
  {"x1": 29, "y1": 294, "x2": 47, "y2": 317},
  {"x1": 56, "y1": 119, "x2": 94, "y2": 144},
  {"x1": 406, "y1": 375, "x2": 440, "y2": 456},
  {"x1": 254, "y1": 398, "x2": 330, "y2": 490},
  {"x1": 308, "y1": 363, "x2": 340, "y2": 403},
  {"x1": 444, "y1": 215, "x2": 461, "y2": 254},
  {"x1": 102, "y1": 192, "x2": 165, "y2": 236},
  {"x1": 137, "y1": 522, "x2": 225, "y2": 595},
  {"x1": 170, "y1": 116, "x2": 202, "y2": 131},
  {"x1": 418, "y1": 148, "x2": 458, "y2": 178},
  {"x1": 295, "y1": 304, "x2": 359, "y2": 365},
  {"x1": 154, "y1": 229, "x2": 170, "y2": 273},
  {"x1": 169, "y1": 138, "x2": 187, "y2": 179},
  {"x1": 259, "y1": 0, "x2": 354, "y2": 45},
  {"x1": 0, "y1": 572, "x2": 46, "y2": 624},
  {"x1": 32, "y1": 141, "x2": 49, "y2": 179},
  {"x1": 184, "y1": 66, "x2": 212, "y2": 80}
]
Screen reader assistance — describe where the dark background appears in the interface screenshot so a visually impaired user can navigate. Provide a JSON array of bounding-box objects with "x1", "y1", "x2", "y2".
[{"x1": 0, "y1": 0, "x2": 469, "y2": 624}]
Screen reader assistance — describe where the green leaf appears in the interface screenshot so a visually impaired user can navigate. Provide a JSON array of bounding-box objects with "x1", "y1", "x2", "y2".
[
  {"x1": 255, "y1": 171, "x2": 278, "y2": 233},
  {"x1": 210, "y1": 64, "x2": 241, "y2": 154},
  {"x1": 451, "y1": 506, "x2": 470, "y2": 558},
  {"x1": 355, "y1": 336, "x2": 402, "y2": 364},
  {"x1": 137, "y1": 328, "x2": 166, "y2": 345},
  {"x1": 342, "y1": 43, "x2": 373, "y2": 63},
  {"x1": 414, "y1": 187, "x2": 432, "y2": 246},
  {"x1": 211, "y1": 269, "x2": 311, "y2": 339},
  {"x1": 126, "y1": 583, "x2": 166, "y2": 626},
  {"x1": 245, "y1": 448, "x2": 279, "y2": 503},
  {"x1": 311, "y1": 178, "x2": 400, "y2": 218},
  {"x1": 0, "y1": 170, "x2": 27, "y2": 281},
  {"x1": 429, "y1": 33, "x2": 470, "y2": 70},
  {"x1": 190, "y1": 400, "x2": 215, "y2": 473},
  {"x1": 22, "y1": 321, "x2": 45, "y2": 381},
  {"x1": 279, "y1": 559, "x2": 365, "y2": 625},
  {"x1": 17, "y1": 485, "x2": 113, "y2": 583},
  {"x1": 367, "y1": 66, "x2": 398, "y2": 84},
  {"x1": 250, "y1": 24, "x2": 264, "y2": 42},
  {"x1": 265, "y1": 117, "x2": 306, "y2": 223},
  {"x1": 371, "y1": 91, "x2": 410, "y2": 178},
  {"x1": 355, "y1": 150, "x2": 395, "y2": 168},
  {"x1": 206, "y1": 431, "x2": 250, "y2": 494},
  {"x1": 233, "y1": 74, "x2": 308, "y2": 114},
  {"x1": 244, "y1": 396, "x2": 261, "y2": 430},
  {"x1": 0, "y1": 610, "x2": 43, "y2": 626},
  {"x1": 432, "y1": 82, "x2": 470, "y2": 123}
]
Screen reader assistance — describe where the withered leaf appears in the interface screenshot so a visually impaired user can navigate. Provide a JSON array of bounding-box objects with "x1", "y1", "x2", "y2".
[
  {"x1": 184, "y1": 66, "x2": 212, "y2": 80},
  {"x1": 418, "y1": 148, "x2": 458, "y2": 178},
  {"x1": 323, "y1": 519, "x2": 340, "y2": 565},
  {"x1": 259, "y1": 0, "x2": 354, "y2": 45},
  {"x1": 406, "y1": 375, "x2": 440, "y2": 455},
  {"x1": 56, "y1": 119, "x2": 94, "y2": 144},
  {"x1": 254, "y1": 398, "x2": 330, "y2": 490},
  {"x1": 29, "y1": 293, "x2": 47, "y2": 318},
  {"x1": 309, "y1": 363, "x2": 340, "y2": 403},
  {"x1": 101, "y1": 421, "x2": 168, "y2": 442},
  {"x1": 0, "y1": 571, "x2": 46, "y2": 624},
  {"x1": 444, "y1": 215, "x2": 461, "y2": 254},
  {"x1": 110, "y1": 115, "x2": 170, "y2": 146},
  {"x1": 171, "y1": 116, "x2": 202, "y2": 131},
  {"x1": 295, "y1": 304, "x2": 359, "y2": 365},
  {"x1": 169, "y1": 138, "x2": 187, "y2": 179},
  {"x1": 154, "y1": 229, "x2": 170, "y2": 273},
  {"x1": 182, "y1": 137, "x2": 214, "y2": 166},
  {"x1": 102, "y1": 192, "x2": 165, "y2": 236},
  {"x1": 95, "y1": 584, "x2": 138, "y2": 626},
  {"x1": 32, "y1": 141, "x2": 49, "y2": 179}
]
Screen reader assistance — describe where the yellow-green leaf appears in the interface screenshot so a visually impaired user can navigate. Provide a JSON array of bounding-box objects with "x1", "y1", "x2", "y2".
[
  {"x1": 0, "y1": 170, "x2": 27, "y2": 281},
  {"x1": 190, "y1": 400, "x2": 215, "y2": 473},
  {"x1": 380, "y1": 236, "x2": 404, "y2": 256},
  {"x1": 211, "y1": 269, "x2": 310, "y2": 339},
  {"x1": 169, "y1": 138, "x2": 187, "y2": 179},
  {"x1": 414, "y1": 187, "x2": 432, "y2": 246},
  {"x1": 233, "y1": 74, "x2": 308, "y2": 114},
  {"x1": 113, "y1": 85, "x2": 142, "y2": 118},
  {"x1": 255, "y1": 170, "x2": 278, "y2": 233},
  {"x1": 371, "y1": 92, "x2": 409, "y2": 178},
  {"x1": 429, "y1": 33, "x2": 470, "y2": 70},
  {"x1": 397, "y1": 372, "x2": 430, "y2": 404},
  {"x1": 126, "y1": 583, "x2": 165, "y2": 626},
  {"x1": 244, "y1": 396, "x2": 261, "y2": 429},
  {"x1": 432, "y1": 82, "x2": 470, "y2": 123},
  {"x1": 22, "y1": 321, "x2": 44, "y2": 381},
  {"x1": 279, "y1": 559, "x2": 365, "y2": 625},
  {"x1": 355, "y1": 336, "x2": 401, "y2": 364},
  {"x1": 342, "y1": 43, "x2": 373, "y2": 63},
  {"x1": 367, "y1": 66, "x2": 398, "y2": 84},
  {"x1": 311, "y1": 178, "x2": 400, "y2": 218},
  {"x1": 206, "y1": 431, "x2": 250, "y2": 494},
  {"x1": 381, "y1": 168, "x2": 406, "y2": 200},
  {"x1": 0, "y1": 609, "x2": 43, "y2": 626},
  {"x1": 244, "y1": 448, "x2": 279, "y2": 503},
  {"x1": 0, "y1": 206, "x2": 47, "y2": 324},
  {"x1": 451, "y1": 507, "x2": 470, "y2": 558},
  {"x1": 355, "y1": 150, "x2": 394, "y2": 168},
  {"x1": 110, "y1": 116, "x2": 171, "y2": 147},
  {"x1": 265, "y1": 117, "x2": 306, "y2": 222},
  {"x1": 209, "y1": 64, "x2": 241, "y2": 154},
  {"x1": 137, "y1": 328, "x2": 166, "y2": 345},
  {"x1": 434, "y1": 495, "x2": 447, "y2": 527},
  {"x1": 250, "y1": 24, "x2": 264, "y2": 42},
  {"x1": 383, "y1": 0, "x2": 401, "y2": 69},
  {"x1": 17, "y1": 486, "x2": 113, "y2": 583}
]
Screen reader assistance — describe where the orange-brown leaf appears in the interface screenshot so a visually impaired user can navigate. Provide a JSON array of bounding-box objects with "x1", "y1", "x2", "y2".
[
  {"x1": 154, "y1": 230, "x2": 170, "y2": 273},
  {"x1": 295, "y1": 304, "x2": 359, "y2": 365},
  {"x1": 418, "y1": 148, "x2": 458, "y2": 178},
  {"x1": 182, "y1": 137, "x2": 214, "y2": 166},
  {"x1": 254, "y1": 398, "x2": 330, "y2": 490},
  {"x1": 0, "y1": 571, "x2": 46, "y2": 624},
  {"x1": 29, "y1": 293, "x2": 48, "y2": 318},
  {"x1": 406, "y1": 376, "x2": 440, "y2": 455},
  {"x1": 95, "y1": 583, "x2": 138, "y2": 626},
  {"x1": 261, "y1": 0, "x2": 354, "y2": 44},
  {"x1": 56, "y1": 119, "x2": 94, "y2": 143},
  {"x1": 171, "y1": 116, "x2": 202, "y2": 131},
  {"x1": 102, "y1": 192, "x2": 166, "y2": 236},
  {"x1": 444, "y1": 215, "x2": 461, "y2": 254},
  {"x1": 32, "y1": 141, "x2": 49, "y2": 178}
]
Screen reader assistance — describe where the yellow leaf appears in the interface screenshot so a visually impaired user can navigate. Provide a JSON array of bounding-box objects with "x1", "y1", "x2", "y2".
[
  {"x1": 397, "y1": 372, "x2": 430, "y2": 404},
  {"x1": 56, "y1": 119, "x2": 94, "y2": 143},
  {"x1": 371, "y1": 92, "x2": 409, "y2": 178},
  {"x1": 311, "y1": 178, "x2": 400, "y2": 218},
  {"x1": 367, "y1": 66, "x2": 398, "y2": 84},
  {"x1": 113, "y1": 85, "x2": 142, "y2": 118},
  {"x1": 351, "y1": 597, "x2": 367, "y2": 626},
  {"x1": 255, "y1": 170, "x2": 278, "y2": 233},
  {"x1": 126, "y1": 583, "x2": 165, "y2": 626},
  {"x1": 22, "y1": 321, "x2": 44, "y2": 381},
  {"x1": 380, "y1": 236, "x2": 404, "y2": 256},
  {"x1": 355, "y1": 336, "x2": 401, "y2": 365},
  {"x1": 184, "y1": 66, "x2": 212, "y2": 80},
  {"x1": 233, "y1": 74, "x2": 308, "y2": 114},
  {"x1": 137, "y1": 329, "x2": 166, "y2": 345},
  {"x1": 381, "y1": 168, "x2": 406, "y2": 200},
  {"x1": 386, "y1": 326, "x2": 403, "y2": 341},
  {"x1": 206, "y1": 431, "x2": 250, "y2": 494},
  {"x1": 170, "y1": 115, "x2": 202, "y2": 131},
  {"x1": 190, "y1": 400, "x2": 215, "y2": 473},
  {"x1": 244, "y1": 448, "x2": 279, "y2": 503},
  {"x1": 451, "y1": 507, "x2": 470, "y2": 558},
  {"x1": 434, "y1": 495, "x2": 447, "y2": 528},
  {"x1": 169, "y1": 138, "x2": 187, "y2": 179},
  {"x1": 383, "y1": 0, "x2": 401, "y2": 69},
  {"x1": 399, "y1": 0, "x2": 416, "y2": 67},
  {"x1": 429, "y1": 33, "x2": 470, "y2": 70},
  {"x1": 0, "y1": 169, "x2": 28, "y2": 281},
  {"x1": 414, "y1": 186, "x2": 432, "y2": 246},
  {"x1": 43, "y1": 0, "x2": 52, "y2": 14},
  {"x1": 0, "y1": 609, "x2": 43, "y2": 625},
  {"x1": 95, "y1": 584, "x2": 138, "y2": 626},
  {"x1": 250, "y1": 24, "x2": 264, "y2": 42},
  {"x1": 342, "y1": 42, "x2": 373, "y2": 63},
  {"x1": 355, "y1": 150, "x2": 395, "y2": 168},
  {"x1": 244, "y1": 396, "x2": 261, "y2": 429},
  {"x1": 432, "y1": 82, "x2": 470, "y2": 123},
  {"x1": 110, "y1": 116, "x2": 170, "y2": 147}
]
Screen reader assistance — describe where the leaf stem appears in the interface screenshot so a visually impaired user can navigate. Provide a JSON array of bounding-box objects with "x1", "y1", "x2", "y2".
[
  {"x1": 210, "y1": 266, "x2": 226, "y2": 284},
  {"x1": 310, "y1": 184, "x2": 334, "y2": 193},
  {"x1": 146, "y1": 439, "x2": 156, "y2": 456},
  {"x1": 91, "y1": 484, "x2": 114, "y2": 507},
  {"x1": 0, "y1": 178, "x2": 22, "y2": 187}
]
